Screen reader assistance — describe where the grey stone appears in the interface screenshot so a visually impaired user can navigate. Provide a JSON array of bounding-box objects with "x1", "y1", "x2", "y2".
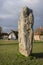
[{"x1": 18, "y1": 6, "x2": 34, "y2": 57}]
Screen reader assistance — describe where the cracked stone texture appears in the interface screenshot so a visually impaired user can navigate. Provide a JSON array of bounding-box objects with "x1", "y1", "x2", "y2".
[{"x1": 18, "y1": 7, "x2": 34, "y2": 57}]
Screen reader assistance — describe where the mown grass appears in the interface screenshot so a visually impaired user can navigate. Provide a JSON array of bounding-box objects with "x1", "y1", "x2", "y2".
[{"x1": 0, "y1": 40, "x2": 43, "y2": 65}]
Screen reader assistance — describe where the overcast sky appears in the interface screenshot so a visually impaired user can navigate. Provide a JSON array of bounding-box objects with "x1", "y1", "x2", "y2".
[{"x1": 0, "y1": 0, "x2": 43, "y2": 32}]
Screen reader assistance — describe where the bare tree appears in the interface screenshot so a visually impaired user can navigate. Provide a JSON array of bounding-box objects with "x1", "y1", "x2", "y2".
[
  {"x1": 0, "y1": 27, "x2": 2, "y2": 34},
  {"x1": 0, "y1": 27, "x2": 3, "y2": 39}
]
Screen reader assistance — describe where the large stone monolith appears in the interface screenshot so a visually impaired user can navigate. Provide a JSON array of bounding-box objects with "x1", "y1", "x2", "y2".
[{"x1": 18, "y1": 7, "x2": 34, "y2": 57}]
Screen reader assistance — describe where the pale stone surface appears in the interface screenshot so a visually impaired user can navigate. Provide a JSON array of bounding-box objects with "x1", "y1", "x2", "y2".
[{"x1": 18, "y1": 7, "x2": 34, "y2": 56}]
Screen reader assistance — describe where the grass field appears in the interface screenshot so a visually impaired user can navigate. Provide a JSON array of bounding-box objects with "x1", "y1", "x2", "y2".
[{"x1": 0, "y1": 40, "x2": 43, "y2": 65}]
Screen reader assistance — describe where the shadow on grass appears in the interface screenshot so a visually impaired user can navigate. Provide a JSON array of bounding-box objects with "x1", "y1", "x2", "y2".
[
  {"x1": 0, "y1": 43, "x2": 18, "y2": 45},
  {"x1": 31, "y1": 53, "x2": 43, "y2": 59}
]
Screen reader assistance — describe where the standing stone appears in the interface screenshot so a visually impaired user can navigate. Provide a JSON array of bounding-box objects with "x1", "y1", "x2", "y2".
[{"x1": 18, "y1": 7, "x2": 34, "y2": 57}]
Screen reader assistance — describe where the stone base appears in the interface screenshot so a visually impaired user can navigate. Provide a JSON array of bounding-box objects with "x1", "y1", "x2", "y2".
[{"x1": 19, "y1": 48, "x2": 30, "y2": 57}]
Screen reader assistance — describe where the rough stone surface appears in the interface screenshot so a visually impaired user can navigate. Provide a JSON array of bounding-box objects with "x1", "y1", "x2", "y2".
[{"x1": 18, "y1": 7, "x2": 34, "y2": 57}]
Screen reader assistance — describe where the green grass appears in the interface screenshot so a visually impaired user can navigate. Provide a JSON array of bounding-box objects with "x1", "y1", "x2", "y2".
[{"x1": 0, "y1": 40, "x2": 43, "y2": 65}]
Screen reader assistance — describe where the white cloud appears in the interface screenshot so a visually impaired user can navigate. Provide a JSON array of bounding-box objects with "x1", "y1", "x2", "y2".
[
  {"x1": 22, "y1": 0, "x2": 39, "y2": 5},
  {"x1": 0, "y1": 14, "x2": 14, "y2": 19},
  {"x1": 0, "y1": 0, "x2": 43, "y2": 22},
  {"x1": 0, "y1": 0, "x2": 40, "y2": 16},
  {"x1": 0, "y1": 0, "x2": 41, "y2": 14}
]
